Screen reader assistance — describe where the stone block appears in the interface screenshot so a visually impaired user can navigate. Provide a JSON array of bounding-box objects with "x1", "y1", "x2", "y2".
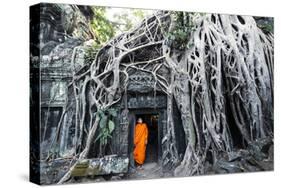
[{"x1": 71, "y1": 155, "x2": 129, "y2": 177}]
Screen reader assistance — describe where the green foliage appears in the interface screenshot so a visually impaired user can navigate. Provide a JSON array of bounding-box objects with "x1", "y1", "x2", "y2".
[
  {"x1": 90, "y1": 7, "x2": 147, "y2": 46},
  {"x1": 108, "y1": 120, "x2": 115, "y2": 133},
  {"x1": 83, "y1": 7, "x2": 116, "y2": 67},
  {"x1": 86, "y1": 7, "x2": 148, "y2": 64},
  {"x1": 264, "y1": 24, "x2": 273, "y2": 33},
  {"x1": 107, "y1": 108, "x2": 118, "y2": 117},
  {"x1": 166, "y1": 12, "x2": 196, "y2": 50},
  {"x1": 113, "y1": 9, "x2": 146, "y2": 33},
  {"x1": 84, "y1": 43, "x2": 100, "y2": 65},
  {"x1": 258, "y1": 23, "x2": 273, "y2": 34},
  {"x1": 95, "y1": 108, "x2": 117, "y2": 148},
  {"x1": 254, "y1": 17, "x2": 274, "y2": 34},
  {"x1": 91, "y1": 7, "x2": 115, "y2": 46},
  {"x1": 114, "y1": 12, "x2": 133, "y2": 31},
  {"x1": 133, "y1": 9, "x2": 145, "y2": 19}
]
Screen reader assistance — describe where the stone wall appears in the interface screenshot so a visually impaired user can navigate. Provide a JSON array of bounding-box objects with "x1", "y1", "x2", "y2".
[{"x1": 30, "y1": 3, "x2": 95, "y2": 159}]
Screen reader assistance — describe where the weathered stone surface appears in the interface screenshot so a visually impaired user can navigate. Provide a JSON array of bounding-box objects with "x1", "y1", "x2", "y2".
[
  {"x1": 71, "y1": 155, "x2": 129, "y2": 177},
  {"x1": 227, "y1": 149, "x2": 250, "y2": 162},
  {"x1": 33, "y1": 3, "x2": 97, "y2": 160},
  {"x1": 125, "y1": 94, "x2": 167, "y2": 109},
  {"x1": 126, "y1": 162, "x2": 164, "y2": 180},
  {"x1": 212, "y1": 137, "x2": 274, "y2": 174},
  {"x1": 247, "y1": 137, "x2": 273, "y2": 161},
  {"x1": 110, "y1": 175, "x2": 123, "y2": 181},
  {"x1": 40, "y1": 158, "x2": 73, "y2": 185},
  {"x1": 39, "y1": 3, "x2": 94, "y2": 45}
]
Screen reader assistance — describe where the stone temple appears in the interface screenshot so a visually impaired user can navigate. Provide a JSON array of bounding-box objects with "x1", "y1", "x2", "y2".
[
  {"x1": 30, "y1": 3, "x2": 274, "y2": 185},
  {"x1": 31, "y1": 3, "x2": 186, "y2": 173}
]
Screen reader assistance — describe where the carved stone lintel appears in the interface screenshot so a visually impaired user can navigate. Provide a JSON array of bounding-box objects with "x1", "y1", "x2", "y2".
[{"x1": 125, "y1": 94, "x2": 167, "y2": 109}]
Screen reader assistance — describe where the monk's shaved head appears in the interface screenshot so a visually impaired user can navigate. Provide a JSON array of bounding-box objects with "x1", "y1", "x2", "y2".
[{"x1": 137, "y1": 118, "x2": 143, "y2": 123}]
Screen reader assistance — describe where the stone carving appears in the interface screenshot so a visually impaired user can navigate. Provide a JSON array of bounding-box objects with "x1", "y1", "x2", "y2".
[
  {"x1": 127, "y1": 71, "x2": 158, "y2": 93},
  {"x1": 30, "y1": 3, "x2": 96, "y2": 161},
  {"x1": 126, "y1": 94, "x2": 166, "y2": 109}
]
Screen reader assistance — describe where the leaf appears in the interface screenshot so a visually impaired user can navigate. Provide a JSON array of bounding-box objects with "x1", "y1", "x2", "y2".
[
  {"x1": 108, "y1": 108, "x2": 117, "y2": 117},
  {"x1": 99, "y1": 115, "x2": 108, "y2": 128},
  {"x1": 108, "y1": 120, "x2": 115, "y2": 133},
  {"x1": 96, "y1": 109, "x2": 104, "y2": 118}
]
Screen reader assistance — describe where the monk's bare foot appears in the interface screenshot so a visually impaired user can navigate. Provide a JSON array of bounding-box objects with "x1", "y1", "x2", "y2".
[{"x1": 136, "y1": 165, "x2": 143, "y2": 170}]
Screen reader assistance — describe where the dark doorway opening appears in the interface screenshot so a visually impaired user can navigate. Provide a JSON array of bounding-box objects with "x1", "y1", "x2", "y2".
[{"x1": 135, "y1": 113, "x2": 159, "y2": 163}]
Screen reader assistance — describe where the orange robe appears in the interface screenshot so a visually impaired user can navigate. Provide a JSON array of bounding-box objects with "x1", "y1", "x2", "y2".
[{"x1": 133, "y1": 123, "x2": 148, "y2": 165}]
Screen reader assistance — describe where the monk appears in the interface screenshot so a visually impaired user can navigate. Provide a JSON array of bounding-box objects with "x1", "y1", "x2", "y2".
[{"x1": 133, "y1": 118, "x2": 148, "y2": 169}]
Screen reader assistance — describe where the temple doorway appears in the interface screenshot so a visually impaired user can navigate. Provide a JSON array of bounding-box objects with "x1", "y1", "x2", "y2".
[
  {"x1": 135, "y1": 113, "x2": 159, "y2": 163},
  {"x1": 128, "y1": 108, "x2": 166, "y2": 169}
]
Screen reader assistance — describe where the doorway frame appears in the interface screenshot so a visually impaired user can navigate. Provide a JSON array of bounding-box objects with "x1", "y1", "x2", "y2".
[{"x1": 128, "y1": 108, "x2": 166, "y2": 166}]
